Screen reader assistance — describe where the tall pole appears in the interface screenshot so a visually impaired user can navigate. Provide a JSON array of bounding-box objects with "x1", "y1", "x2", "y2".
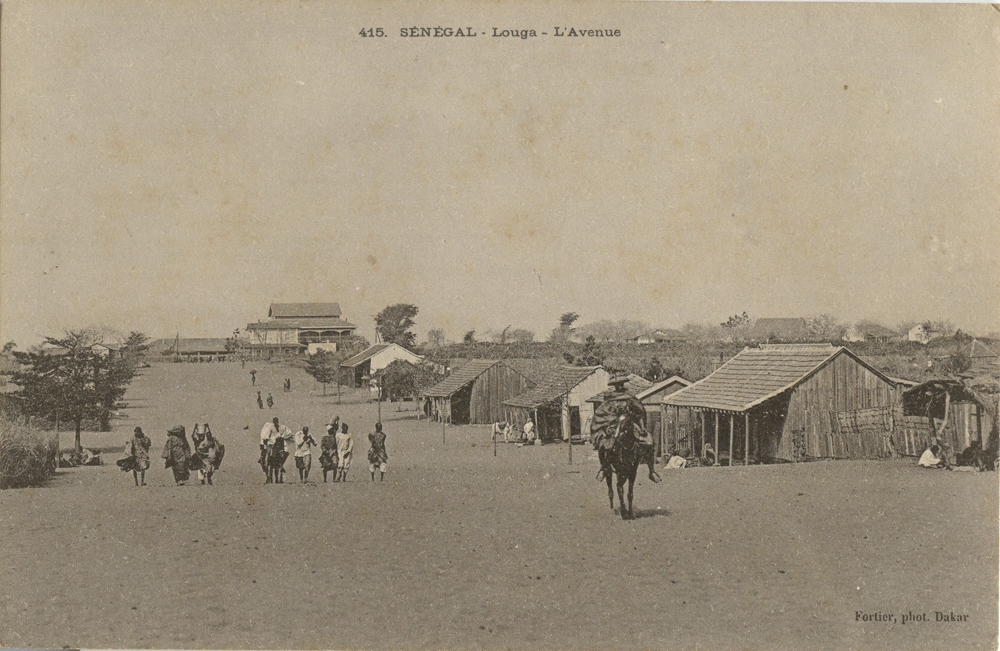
[{"x1": 745, "y1": 412, "x2": 750, "y2": 465}]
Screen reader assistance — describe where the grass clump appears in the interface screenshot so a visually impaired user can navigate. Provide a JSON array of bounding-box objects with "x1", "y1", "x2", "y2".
[{"x1": 0, "y1": 416, "x2": 56, "y2": 489}]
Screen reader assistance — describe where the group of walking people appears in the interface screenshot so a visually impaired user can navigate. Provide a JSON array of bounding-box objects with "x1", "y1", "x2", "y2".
[
  {"x1": 122, "y1": 424, "x2": 225, "y2": 486},
  {"x1": 258, "y1": 415, "x2": 388, "y2": 484}
]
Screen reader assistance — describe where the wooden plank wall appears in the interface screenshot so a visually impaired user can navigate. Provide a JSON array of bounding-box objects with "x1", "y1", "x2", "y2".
[
  {"x1": 783, "y1": 353, "x2": 899, "y2": 459},
  {"x1": 468, "y1": 364, "x2": 535, "y2": 424}
]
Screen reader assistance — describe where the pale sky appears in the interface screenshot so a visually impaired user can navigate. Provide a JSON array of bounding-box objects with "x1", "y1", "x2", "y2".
[{"x1": 2, "y1": 1, "x2": 998, "y2": 346}]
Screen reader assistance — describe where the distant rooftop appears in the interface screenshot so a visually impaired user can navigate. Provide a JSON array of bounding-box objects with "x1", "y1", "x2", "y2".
[{"x1": 269, "y1": 303, "x2": 342, "y2": 319}]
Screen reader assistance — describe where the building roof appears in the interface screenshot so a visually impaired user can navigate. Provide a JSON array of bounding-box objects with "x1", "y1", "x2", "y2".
[
  {"x1": 268, "y1": 303, "x2": 342, "y2": 318},
  {"x1": 246, "y1": 317, "x2": 357, "y2": 330},
  {"x1": 858, "y1": 324, "x2": 899, "y2": 338},
  {"x1": 964, "y1": 339, "x2": 998, "y2": 359},
  {"x1": 586, "y1": 374, "x2": 653, "y2": 403},
  {"x1": 664, "y1": 344, "x2": 895, "y2": 413},
  {"x1": 751, "y1": 318, "x2": 811, "y2": 341},
  {"x1": 634, "y1": 375, "x2": 692, "y2": 401},
  {"x1": 503, "y1": 366, "x2": 603, "y2": 409},
  {"x1": 150, "y1": 338, "x2": 230, "y2": 354},
  {"x1": 653, "y1": 328, "x2": 688, "y2": 340},
  {"x1": 340, "y1": 343, "x2": 421, "y2": 368},
  {"x1": 423, "y1": 360, "x2": 504, "y2": 397}
]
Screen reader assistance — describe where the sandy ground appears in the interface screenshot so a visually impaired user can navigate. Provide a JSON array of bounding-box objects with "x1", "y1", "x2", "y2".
[{"x1": 1, "y1": 362, "x2": 997, "y2": 650}]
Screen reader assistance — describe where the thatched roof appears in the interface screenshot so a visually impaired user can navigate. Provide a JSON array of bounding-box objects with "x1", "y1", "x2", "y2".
[{"x1": 423, "y1": 360, "x2": 503, "y2": 398}]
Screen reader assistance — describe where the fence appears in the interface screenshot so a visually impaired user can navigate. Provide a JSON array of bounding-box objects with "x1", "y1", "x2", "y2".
[{"x1": 831, "y1": 402, "x2": 985, "y2": 459}]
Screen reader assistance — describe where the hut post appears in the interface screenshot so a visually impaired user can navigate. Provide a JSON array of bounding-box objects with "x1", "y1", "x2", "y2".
[
  {"x1": 714, "y1": 411, "x2": 720, "y2": 461},
  {"x1": 975, "y1": 403, "x2": 983, "y2": 443},
  {"x1": 963, "y1": 404, "x2": 970, "y2": 448},
  {"x1": 744, "y1": 412, "x2": 750, "y2": 465},
  {"x1": 729, "y1": 412, "x2": 734, "y2": 466}
]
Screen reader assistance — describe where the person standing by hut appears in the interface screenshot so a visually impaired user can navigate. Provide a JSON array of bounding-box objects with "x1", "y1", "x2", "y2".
[
  {"x1": 320, "y1": 418, "x2": 340, "y2": 483},
  {"x1": 368, "y1": 422, "x2": 388, "y2": 482},
  {"x1": 161, "y1": 425, "x2": 191, "y2": 486},
  {"x1": 336, "y1": 422, "x2": 354, "y2": 482}
]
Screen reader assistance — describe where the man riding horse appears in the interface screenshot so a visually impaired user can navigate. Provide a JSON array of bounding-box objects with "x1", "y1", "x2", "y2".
[{"x1": 591, "y1": 374, "x2": 660, "y2": 485}]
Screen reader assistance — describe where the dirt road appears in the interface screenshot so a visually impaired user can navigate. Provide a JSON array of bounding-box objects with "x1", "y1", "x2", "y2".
[{"x1": 1, "y1": 362, "x2": 996, "y2": 650}]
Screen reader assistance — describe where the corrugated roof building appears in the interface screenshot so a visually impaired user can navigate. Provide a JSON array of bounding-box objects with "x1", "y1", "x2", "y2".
[
  {"x1": 663, "y1": 344, "x2": 902, "y2": 463},
  {"x1": 423, "y1": 360, "x2": 535, "y2": 425},
  {"x1": 243, "y1": 302, "x2": 357, "y2": 358},
  {"x1": 503, "y1": 366, "x2": 609, "y2": 442}
]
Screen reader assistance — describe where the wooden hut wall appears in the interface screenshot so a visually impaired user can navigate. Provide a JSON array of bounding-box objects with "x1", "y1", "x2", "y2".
[
  {"x1": 467, "y1": 364, "x2": 535, "y2": 424},
  {"x1": 782, "y1": 353, "x2": 899, "y2": 459}
]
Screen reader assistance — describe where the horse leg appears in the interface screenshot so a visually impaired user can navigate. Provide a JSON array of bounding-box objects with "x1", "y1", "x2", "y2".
[
  {"x1": 627, "y1": 467, "x2": 637, "y2": 519},
  {"x1": 617, "y1": 473, "x2": 629, "y2": 520},
  {"x1": 605, "y1": 472, "x2": 615, "y2": 513}
]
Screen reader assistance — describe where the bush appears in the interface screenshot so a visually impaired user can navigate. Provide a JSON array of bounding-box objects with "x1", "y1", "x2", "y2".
[{"x1": 0, "y1": 416, "x2": 56, "y2": 489}]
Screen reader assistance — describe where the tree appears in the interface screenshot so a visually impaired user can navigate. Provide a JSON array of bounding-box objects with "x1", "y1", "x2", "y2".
[
  {"x1": 377, "y1": 360, "x2": 443, "y2": 402},
  {"x1": 426, "y1": 328, "x2": 446, "y2": 348},
  {"x1": 2, "y1": 341, "x2": 16, "y2": 354},
  {"x1": 560, "y1": 312, "x2": 580, "y2": 329},
  {"x1": 304, "y1": 350, "x2": 342, "y2": 396},
  {"x1": 374, "y1": 304, "x2": 419, "y2": 348},
  {"x1": 721, "y1": 312, "x2": 752, "y2": 343},
  {"x1": 463, "y1": 330, "x2": 477, "y2": 344},
  {"x1": 11, "y1": 330, "x2": 140, "y2": 454},
  {"x1": 807, "y1": 314, "x2": 843, "y2": 341},
  {"x1": 550, "y1": 312, "x2": 580, "y2": 342},
  {"x1": 509, "y1": 328, "x2": 534, "y2": 344},
  {"x1": 576, "y1": 336, "x2": 604, "y2": 366}
]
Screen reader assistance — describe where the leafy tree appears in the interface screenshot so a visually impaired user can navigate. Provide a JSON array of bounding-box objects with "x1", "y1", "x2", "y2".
[
  {"x1": 721, "y1": 312, "x2": 751, "y2": 329},
  {"x1": 11, "y1": 330, "x2": 140, "y2": 453},
  {"x1": 559, "y1": 312, "x2": 580, "y2": 329},
  {"x1": 509, "y1": 328, "x2": 534, "y2": 344},
  {"x1": 550, "y1": 312, "x2": 580, "y2": 342},
  {"x1": 377, "y1": 360, "x2": 443, "y2": 402},
  {"x1": 375, "y1": 304, "x2": 419, "y2": 348},
  {"x1": 807, "y1": 314, "x2": 843, "y2": 341},
  {"x1": 644, "y1": 356, "x2": 665, "y2": 382},
  {"x1": 2, "y1": 342, "x2": 16, "y2": 354},
  {"x1": 576, "y1": 335, "x2": 604, "y2": 367},
  {"x1": 463, "y1": 330, "x2": 477, "y2": 344},
  {"x1": 426, "y1": 328, "x2": 446, "y2": 348},
  {"x1": 304, "y1": 350, "x2": 343, "y2": 396}
]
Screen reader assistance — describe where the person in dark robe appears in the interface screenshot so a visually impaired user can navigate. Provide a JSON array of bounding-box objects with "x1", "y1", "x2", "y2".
[
  {"x1": 590, "y1": 375, "x2": 659, "y2": 483},
  {"x1": 368, "y1": 421, "x2": 389, "y2": 482},
  {"x1": 956, "y1": 440, "x2": 986, "y2": 470},
  {"x1": 161, "y1": 425, "x2": 191, "y2": 485},
  {"x1": 257, "y1": 391, "x2": 264, "y2": 409}
]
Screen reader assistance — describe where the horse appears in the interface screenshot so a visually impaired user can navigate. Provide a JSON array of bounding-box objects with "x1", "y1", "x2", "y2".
[{"x1": 597, "y1": 416, "x2": 655, "y2": 520}]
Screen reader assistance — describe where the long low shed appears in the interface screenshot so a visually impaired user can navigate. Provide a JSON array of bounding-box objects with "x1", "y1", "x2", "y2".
[
  {"x1": 422, "y1": 360, "x2": 535, "y2": 425},
  {"x1": 663, "y1": 344, "x2": 903, "y2": 463}
]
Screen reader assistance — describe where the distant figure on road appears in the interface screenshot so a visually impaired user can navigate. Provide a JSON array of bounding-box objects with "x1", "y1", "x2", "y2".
[
  {"x1": 118, "y1": 426, "x2": 151, "y2": 486},
  {"x1": 284, "y1": 378, "x2": 291, "y2": 393},
  {"x1": 266, "y1": 393, "x2": 274, "y2": 409},
  {"x1": 320, "y1": 418, "x2": 340, "y2": 482},
  {"x1": 336, "y1": 422, "x2": 354, "y2": 482},
  {"x1": 368, "y1": 422, "x2": 388, "y2": 482},
  {"x1": 192, "y1": 427, "x2": 222, "y2": 485},
  {"x1": 161, "y1": 425, "x2": 191, "y2": 486},
  {"x1": 294, "y1": 426, "x2": 316, "y2": 483},
  {"x1": 250, "y1": 369, "x2": 257, "y2": 386},
  {"x1": 260, "y1": 417, "x2": 293, "y2": 483},
  {"x1": 257, "y1": 391, "x2": 264, "y2": 409}
]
